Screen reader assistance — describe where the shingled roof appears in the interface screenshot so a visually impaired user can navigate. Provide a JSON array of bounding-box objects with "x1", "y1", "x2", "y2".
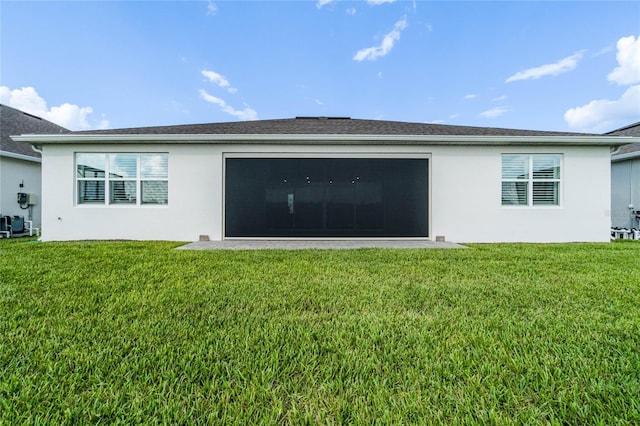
[
  {"x1": 1, "y1": 104, "x2": 69, "y2": 159},
  {"x1": 73, "y1": 116, "x2": 596, "y2": 137},
  {"x1": 606, "y1": 122, "x2": 640, "y2": 156}
]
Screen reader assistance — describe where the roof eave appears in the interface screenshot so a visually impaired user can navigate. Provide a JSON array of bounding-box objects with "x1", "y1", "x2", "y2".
[
  {"x1": 612, "y1": 151, "x2": 640, "y2": 162},
  {"x1": 0, "y1": 150, "x2": 42, "y2": 163},
  {"x1": 11, "y1": 133, "x2": 636, "y2": 146}
]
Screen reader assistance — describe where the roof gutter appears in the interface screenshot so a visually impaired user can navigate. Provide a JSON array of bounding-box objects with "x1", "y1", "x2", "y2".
[
  {"x1": 612, "y1": 150, "x2": 640, "y2": 162},
  {"x1": 0, "y1": 150, "x2": 42, "y2": 163},
  {"x1": 11, "y1": 133, "x2": 637, "y2": 146}
]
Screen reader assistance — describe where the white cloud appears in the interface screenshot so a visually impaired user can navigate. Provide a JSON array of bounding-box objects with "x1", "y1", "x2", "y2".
[
  {"x1": 492, "y1": 95, "x2": 508, "y2": 102},
  {"x1": 0, "y1": 86, "x2": 108, "y2": 130},
  {"x1": 315, "y1": 99, "x2": 324, "y2": 105},
  {"x1": 96, "y1": 117, "x2": 110, "y2": 130},
  {"x1": 346, "y1": 7, "x2": 356, "y2": 15},
  {"x1": 464, "y1": 94, "x2": 478, "y2": 100},
  {"x1": 47, "y1": 104, "x2": 95, "y2": 130},
  {"x1": 479, "y1": 107, "x2": 508, "y2": 118},
  {"x1": 316, "y1": 0, "x2": 335, "y2": 9},
  {"x1": 565, "y1": 35, "x2": 640, "y2": 132},
  {"x1": 505, "y1": 51, "x2": 584, "y2": 83},
  {"x1": 0, "y1": 86, "x2": 46, "y2": 113},
  {"x1": 564, "y1": 85, "x2": 640, "y2": 132},
  {"x1": 607, "y1": 35, "x2": 640, "y2": 85},
  {"x1": 353, "y1": 17, "x2": 407, "y2": 61},
  {"x1": 199, "y1": 89, "x2": 258, "y2": 121},
  {"x1": 201, "y1": 69, "x2": 237, "y2": 93},
  {"x1": 207, "y1": 1, "x2": 217, "y2": 16},
  {"x1": 367, "y1": 0, "x2": 396, "y2": 4},
  {"x1": 593, "y1": 45, "x2": 614, "y2": 58}
]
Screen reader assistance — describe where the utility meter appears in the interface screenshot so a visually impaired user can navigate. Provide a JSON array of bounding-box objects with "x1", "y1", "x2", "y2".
[{"x1": 17, "y1": 193, "x2": 36, "y2": 207}]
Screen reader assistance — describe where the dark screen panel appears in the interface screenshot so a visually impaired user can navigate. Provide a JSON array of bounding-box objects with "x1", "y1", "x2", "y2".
[{"x1": 225, "y1": 158, "x2": 428, "y2": 237}]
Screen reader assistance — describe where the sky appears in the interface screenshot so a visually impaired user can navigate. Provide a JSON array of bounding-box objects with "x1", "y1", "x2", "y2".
[{"x1": 1, "y1": 0, "x2": 639, "y2": 133}]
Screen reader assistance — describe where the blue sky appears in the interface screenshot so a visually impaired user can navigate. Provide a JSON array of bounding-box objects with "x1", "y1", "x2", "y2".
[{"x1": 1, "y1": 1, "x2": 638, "y2": 133}]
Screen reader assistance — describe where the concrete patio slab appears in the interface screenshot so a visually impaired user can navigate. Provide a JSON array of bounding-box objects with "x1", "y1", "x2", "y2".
[{"x1": 177, "y1": 240, "x2": 466, "y2": 250}]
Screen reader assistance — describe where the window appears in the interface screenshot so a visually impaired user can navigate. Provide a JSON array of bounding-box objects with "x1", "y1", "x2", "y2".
[
  {"x1": 501, "y1": 154, "x2": 560, "y2": 206},
  {"x1": 76, "y1": 153, "x2": 168, "y2": 205}
]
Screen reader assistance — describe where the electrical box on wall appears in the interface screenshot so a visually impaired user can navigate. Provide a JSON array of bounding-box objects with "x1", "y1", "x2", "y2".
[{"x1": 17, "y1": 193, "x2": 37, "y2": 206}]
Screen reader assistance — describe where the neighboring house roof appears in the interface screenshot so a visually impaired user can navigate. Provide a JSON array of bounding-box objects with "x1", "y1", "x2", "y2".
[
  {"x1": 607, "y1": 121, "x2": 640, "y2": 137},
  {"x1": 1, "y1": 104, "x2": 69, "y2": 161},
  {"x1": 607, "y1": 122, "x2": 640, "y2": 161}
]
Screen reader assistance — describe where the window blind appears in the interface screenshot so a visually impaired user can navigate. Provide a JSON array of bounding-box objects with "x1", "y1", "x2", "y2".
[{"x1": 502, "y1": 154, "x2": 561, "y2": 206}]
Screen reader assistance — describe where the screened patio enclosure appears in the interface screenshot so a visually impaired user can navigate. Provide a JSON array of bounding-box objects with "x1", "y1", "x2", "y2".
[{"x1": 225, "y1": 158, "x2": 429, "y2": 238}]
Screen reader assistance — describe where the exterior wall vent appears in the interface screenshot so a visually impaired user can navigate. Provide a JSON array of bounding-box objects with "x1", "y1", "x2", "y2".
[{"x1": 295, "y1": 116, "x2": 351, "y2": 120}]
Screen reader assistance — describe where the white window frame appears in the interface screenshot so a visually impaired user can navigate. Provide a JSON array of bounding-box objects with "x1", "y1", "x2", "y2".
[
  {"x1": 501, "y1": 154, "x2": 562, "y2": 207},
  {"x1": 75, "y1": 153, "x2": 168, "y2": 207}
]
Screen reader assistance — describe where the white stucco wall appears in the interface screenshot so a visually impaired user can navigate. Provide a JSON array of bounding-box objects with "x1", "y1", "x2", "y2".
[
  {"x1": 0, "y1": 156, "x2": 42, "y2": 227},
  {"x1": 41, "y1": 144, "x2": 221, "y2": 242},
  {"x1": 431, "y1": 145, "x2": 611, "y2": 242},
  {"x1": 39, "y1": 143, "x2": 612, "y2": 243}
]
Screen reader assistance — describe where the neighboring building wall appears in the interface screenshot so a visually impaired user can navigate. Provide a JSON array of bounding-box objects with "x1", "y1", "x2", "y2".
[
  {"x1": 611, "y1": 157, "x2": 640, "y2": 228},
  {"x1": 40, "y1": 143, "x2": 612, "y2": 243},
  {"x1": 0, "y1": 156, "x2": 42, "y2": 227}
]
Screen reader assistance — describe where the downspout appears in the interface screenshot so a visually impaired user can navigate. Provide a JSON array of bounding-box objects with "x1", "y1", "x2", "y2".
[
  {"x1": 610, "y1": 146, "x2": 624, "y2": 229},
  {"x1": 30, "y1": 144, "x2": 43, "y2": 226}
]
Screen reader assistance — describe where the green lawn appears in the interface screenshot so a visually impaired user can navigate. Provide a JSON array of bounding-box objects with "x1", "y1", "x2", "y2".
[{"x1": 1, "y1": 239, "x2": 639, "y2": 424}]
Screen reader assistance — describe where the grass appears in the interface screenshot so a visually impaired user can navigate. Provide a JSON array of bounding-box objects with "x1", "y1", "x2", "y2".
[{"x1": 1, "y1": 238, "x2": 639, "y2": 424}]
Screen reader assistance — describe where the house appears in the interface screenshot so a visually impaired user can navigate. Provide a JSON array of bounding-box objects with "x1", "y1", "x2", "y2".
[
  {"x1": 12, "y1": 117, "x2": 637, "y2": 243},
  {"x1": 1, "y1": 104, "x2": 69, "y2": 232},
  {"x1": 608, "y1": 122, "x2": 640, "y2": 230}
]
